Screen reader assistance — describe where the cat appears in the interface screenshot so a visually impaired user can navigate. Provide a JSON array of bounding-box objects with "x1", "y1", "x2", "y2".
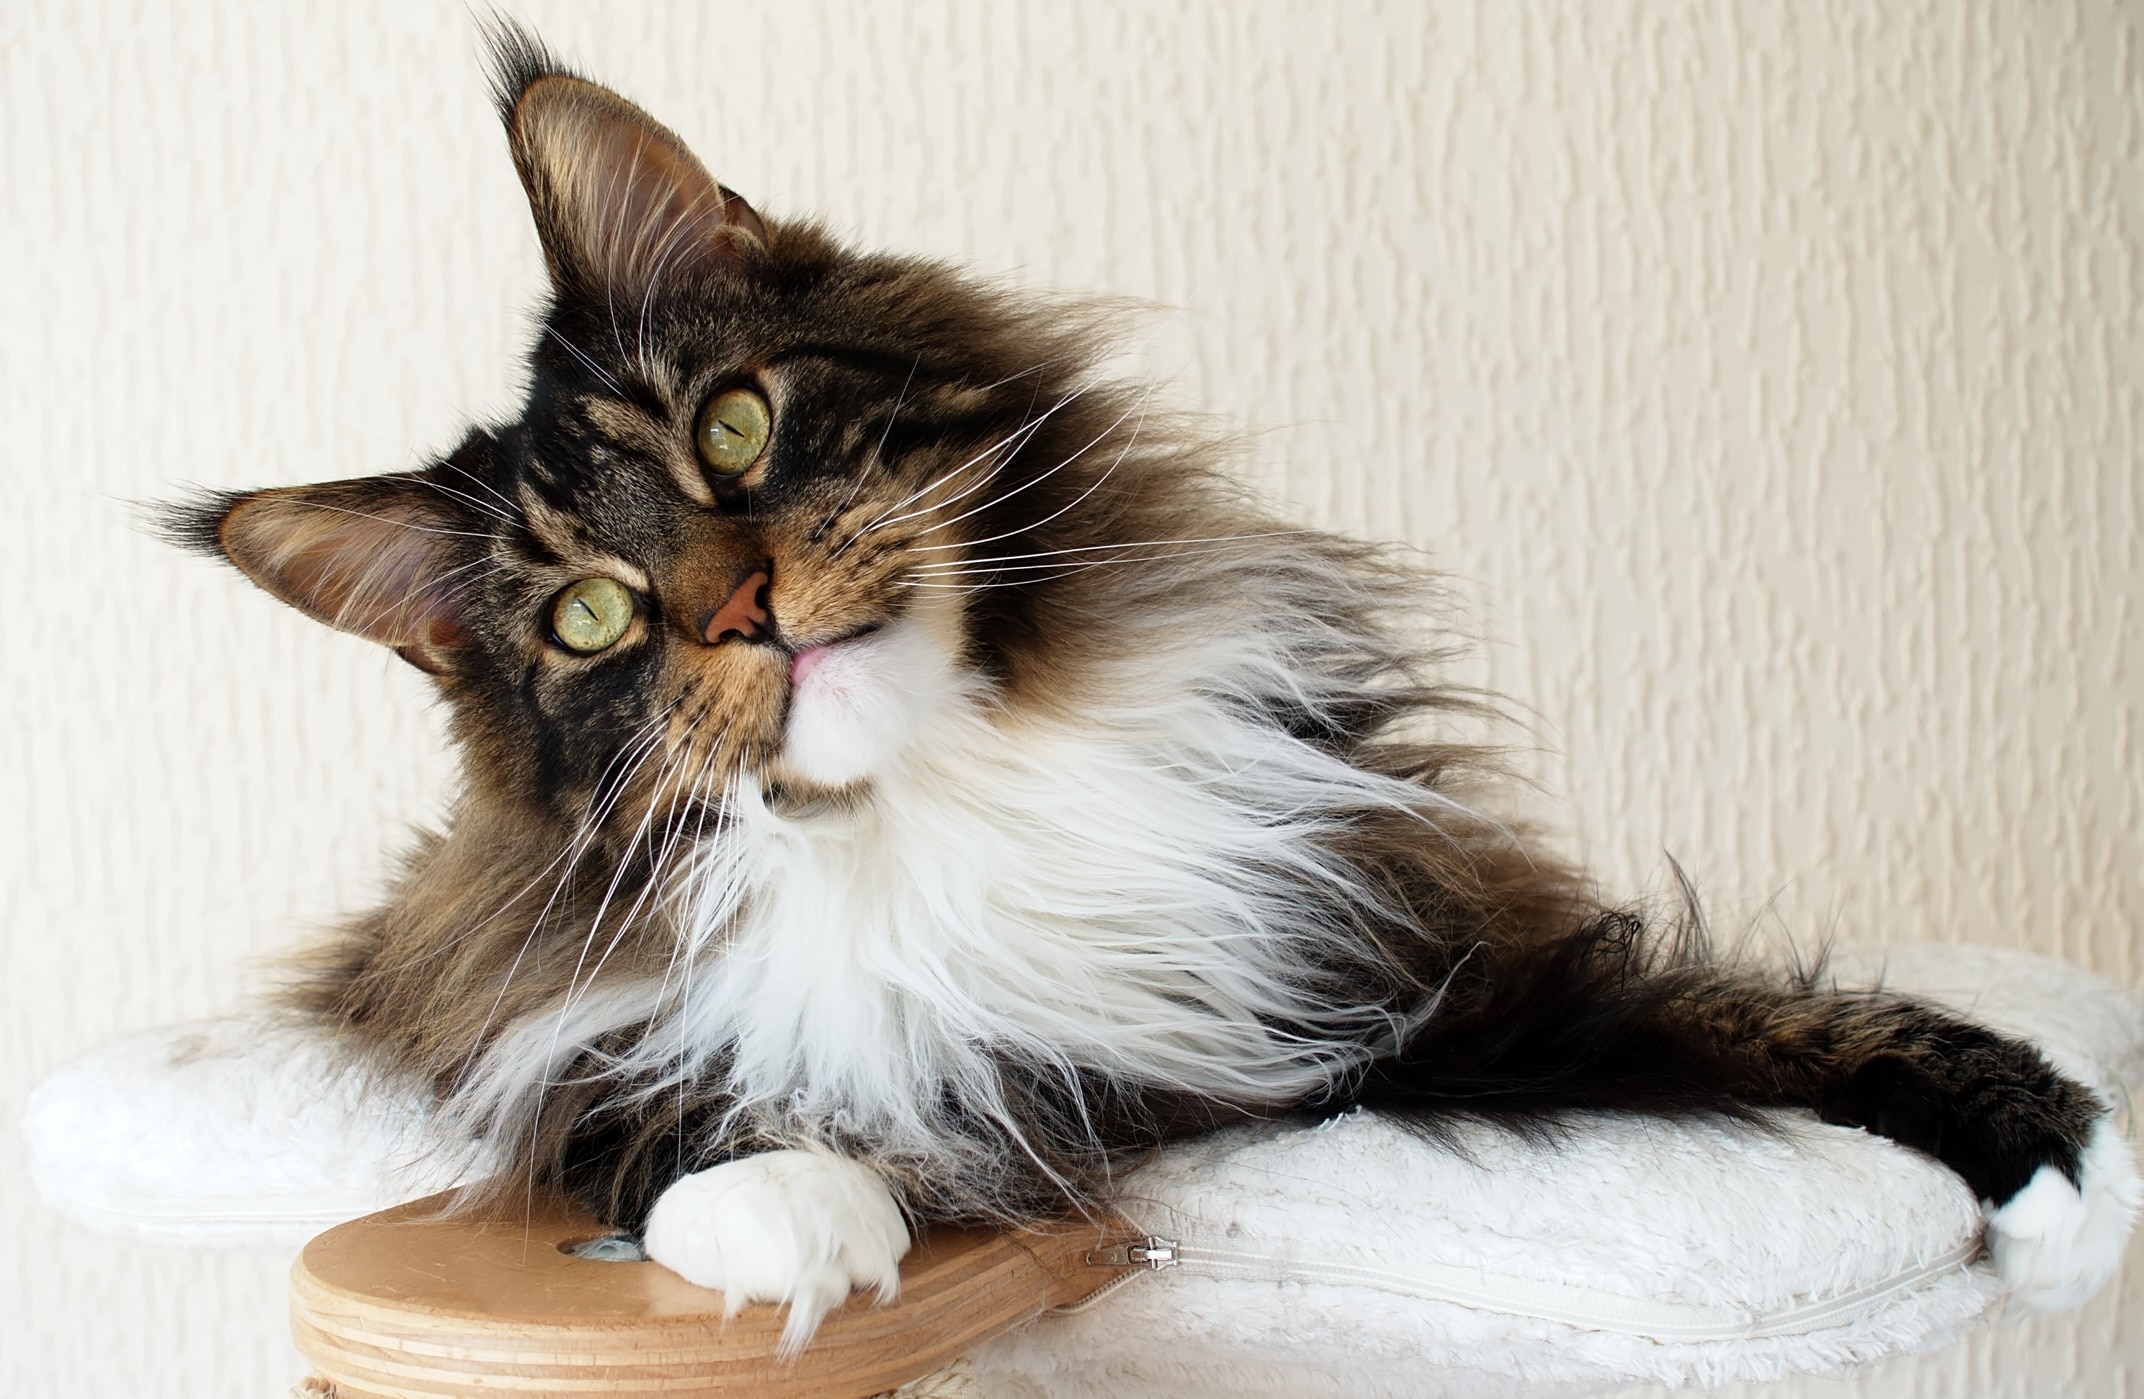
[{"x1": 167, "y1": 23, "x2": 2135, "y2": 1349}]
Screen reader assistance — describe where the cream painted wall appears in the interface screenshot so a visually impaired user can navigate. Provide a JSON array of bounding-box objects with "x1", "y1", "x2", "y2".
[{"x1": 4, "y1": 2, "x2": 2138, "y2": 1395}]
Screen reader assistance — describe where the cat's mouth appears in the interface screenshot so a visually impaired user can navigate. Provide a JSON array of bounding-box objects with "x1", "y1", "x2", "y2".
[
  {"x1": 787, "y1": 623, "x2": 883, "y2": 690},
  {"x1": 774, "y1": 605, "x2": 961, "y2": 790}
]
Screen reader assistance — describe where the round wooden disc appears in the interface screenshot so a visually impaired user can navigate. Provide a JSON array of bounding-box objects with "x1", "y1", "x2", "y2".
[{"x1": 291, "y1": 1191, "x2": 1137, "y2": 1398}]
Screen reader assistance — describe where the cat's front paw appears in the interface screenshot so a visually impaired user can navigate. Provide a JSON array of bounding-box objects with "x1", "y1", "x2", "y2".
[
  {"x1": 641, "y1": 1148, "x2": 911, "y2": 1352},
  {"x1": 1985, "y1": 1116, "x2": 2141, "y2": 1311}
]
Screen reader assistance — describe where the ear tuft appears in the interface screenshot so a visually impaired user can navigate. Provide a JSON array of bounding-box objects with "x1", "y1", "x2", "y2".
[
  {"x1": 479, "y1": 15, "x2": 574, "y2": 127},
  {"x1": 484, "y1": 24, "x2": 765, "y2": 304},
  {"x1": 153, "y1": 487, "x2": 250, "y2": 559}
]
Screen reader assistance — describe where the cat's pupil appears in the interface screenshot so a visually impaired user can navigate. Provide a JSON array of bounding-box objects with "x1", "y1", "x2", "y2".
[
  {"x1": 696, "y1": 387, "x2": 770, "y2": 477},
  {"x1": 551, "y1": 577, "x2": 634, "y2": 654}
]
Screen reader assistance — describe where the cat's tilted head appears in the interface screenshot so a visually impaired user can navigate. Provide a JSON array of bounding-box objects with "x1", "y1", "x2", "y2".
[{"x1": 170, "y1": 26, "x2": 1258, "y2": 835}]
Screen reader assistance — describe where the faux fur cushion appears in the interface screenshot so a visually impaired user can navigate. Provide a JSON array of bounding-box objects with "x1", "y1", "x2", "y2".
[
  {"x1": 974, "y1": 944, "x2": 2144, "y2": 1397},
  {"x1": 23, "y1": 944, "x2": 2143, "y2": 1396},
  {"x1": 23, "y1": 1013, "x2": 482, "y2": 1249}
]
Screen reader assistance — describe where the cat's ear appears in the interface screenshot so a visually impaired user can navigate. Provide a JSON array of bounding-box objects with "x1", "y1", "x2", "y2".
[
  {"x1": 487, "y1": 25, "x2": 766, "y2": 303},
  {"x1": 169, "y1": 473, "x2": 482, "y2": 676}
]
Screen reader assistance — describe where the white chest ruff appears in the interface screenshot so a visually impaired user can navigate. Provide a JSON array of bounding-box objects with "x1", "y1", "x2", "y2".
[
  {"x1": 660, "y1": 693, "x2": 1391, "y2": 1146},
  {"x1": 466, "y1": 608, "x2": 1455, "y2": 1166}
]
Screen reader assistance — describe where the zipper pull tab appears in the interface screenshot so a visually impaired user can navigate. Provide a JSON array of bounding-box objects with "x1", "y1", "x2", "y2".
[{"x1": 1085, "y1": 1235, "x2": 1180, "y2": 1270}]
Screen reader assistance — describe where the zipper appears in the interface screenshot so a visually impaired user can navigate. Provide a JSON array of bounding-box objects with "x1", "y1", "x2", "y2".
[
  {"x1": 1065, "y1": 1231, "x2": 1983, "y2": 1341},
  {"x1": 1082, "y1": 1237, "x2": 1180, "y2": 1271}
]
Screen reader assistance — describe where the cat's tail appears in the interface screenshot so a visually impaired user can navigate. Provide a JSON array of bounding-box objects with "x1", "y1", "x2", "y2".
[{"x1": 1337, "y1": 908, "x2": 2140, "y2": 1311}]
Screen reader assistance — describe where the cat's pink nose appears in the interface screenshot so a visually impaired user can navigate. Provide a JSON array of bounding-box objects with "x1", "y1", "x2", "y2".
[{"x1": 697, "y1": 563, "x2": 773, "y2": 646}]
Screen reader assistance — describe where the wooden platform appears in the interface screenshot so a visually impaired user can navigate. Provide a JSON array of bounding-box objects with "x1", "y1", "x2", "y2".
[{"x1": 291, "y1": 1192, "x2": 1137, "y2": 1398}]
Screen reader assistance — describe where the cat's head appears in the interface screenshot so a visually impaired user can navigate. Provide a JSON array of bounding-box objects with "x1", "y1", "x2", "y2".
[{"x1": 173, "y1": 27, "x2": 1229, "y2": 835}]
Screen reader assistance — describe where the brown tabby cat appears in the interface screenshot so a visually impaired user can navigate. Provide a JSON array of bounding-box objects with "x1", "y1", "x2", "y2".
[{"x1": 168, "y1": 24, "x2": 2133, "y2": 1347}]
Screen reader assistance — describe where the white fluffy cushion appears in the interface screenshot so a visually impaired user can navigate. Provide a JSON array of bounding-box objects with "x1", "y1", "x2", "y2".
[
  {"x1": 976, "y1": 944, "x2": 2144, "y2": 1397},
  {"x1": 22, "y1": 1013, "x2": 482, "y2": 1249},
  {"x1": 22, "y1": 944, "x2": 2143, "y2": 1396}
]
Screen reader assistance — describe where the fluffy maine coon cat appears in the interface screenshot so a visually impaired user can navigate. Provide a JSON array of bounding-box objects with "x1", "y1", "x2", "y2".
[{"x1": 171, "y1": 26, "x2": 2135, "y2": 1347}]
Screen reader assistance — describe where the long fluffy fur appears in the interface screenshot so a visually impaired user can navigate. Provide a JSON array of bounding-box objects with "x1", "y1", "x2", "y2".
[{"x1": 175, "y1": 22, "x2": 2112, "y2": 1270}]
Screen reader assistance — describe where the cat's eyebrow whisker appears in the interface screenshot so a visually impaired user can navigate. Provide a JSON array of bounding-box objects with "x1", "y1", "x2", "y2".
[
  {"x1": 834, "y1": 440, "x2": 999, "y2": 553},
  {"x1": 840, "y1": 380, "x2": 1061, "y2": 542},
  {"x1": 329, "y1": 552, "x2": 514, "y2": 638},
  {"x1": 902, "y1": 529, "x2": 1317, "y2": 570},
  {"x1": 886, "y1": 395, "x2": 1068, "y2": 522},
  {"x1": 545, "y1": 326, "x2": 626, "y2": 397},
  {"x1": 895, "y1": 541, "x2": 1263, "y2": 595},
  {"x1": 823, "y1": 357, "x2": 1076, "y2": 544},
  {"x1": 819, "y1": 356, "x2": 922, "y2": 538},
  {"x1": 446, "y1": 466, "x2": 523, "y2": 517},
  {"x1": 838, "y1": 385, "x2": 1073, "y2": 550},
  {"x1": 634, "y1": 233, "x2": 673, "y2": 384},
  {"x1": 893, "y1": 404, "x2": 1163, "y2": 596},
  {"x1": 861, "y1": 301, "x2": 1192, "y2": 549},
  {"x1": 415, "y1": 478, "x2": 516, "y2": 526},
  {"x1": 599, "y1": 144, "x2": 651, "y2": 372},
  {"x1": 965, "y1": 353, "x2": 1077, "y2": 396},
  {"x1": 880, "y1": 299, "x2": 1190, "y2": 535},
  {"x1": 285, "y1": 499, "x2": 496, "y2": 540},
  {"x1": 633, "y1": 198, "x2": 711, "y2": 387},
  {"x1": 898, "y1": 567, "x2": 1192, "y2": 594},
  {"x1": 902, "y1": 384, "x2": 1155, "y2": 549}
]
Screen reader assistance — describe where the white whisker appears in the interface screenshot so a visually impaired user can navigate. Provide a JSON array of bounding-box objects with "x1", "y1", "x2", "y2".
[{"x1": 545, "y1": 326, "x2": 627, "y2": 396}]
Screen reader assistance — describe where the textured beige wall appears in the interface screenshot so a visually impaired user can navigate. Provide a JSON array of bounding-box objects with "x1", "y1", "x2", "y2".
[{"x1": 4, "y1": 2, "x2": 2138, "y2": 1394}]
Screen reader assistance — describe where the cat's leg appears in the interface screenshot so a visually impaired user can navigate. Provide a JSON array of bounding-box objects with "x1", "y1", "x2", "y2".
[{"x1": 1358, "y1": 924, "x2": 2141, "y2": 1310}]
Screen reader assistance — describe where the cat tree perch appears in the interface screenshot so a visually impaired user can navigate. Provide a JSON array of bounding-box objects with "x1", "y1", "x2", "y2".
[
  {"x1": 26, "y1": 943, "x2": 2144, "y2": 1399},
  {"x1": 288, "y1": 1192, "x2": 1128, "y2": 1397}
]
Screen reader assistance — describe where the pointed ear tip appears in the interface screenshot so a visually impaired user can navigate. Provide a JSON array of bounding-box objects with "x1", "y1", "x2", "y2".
[{"x1": 505, "y1": 68, "x2": 678, "y2": 152}]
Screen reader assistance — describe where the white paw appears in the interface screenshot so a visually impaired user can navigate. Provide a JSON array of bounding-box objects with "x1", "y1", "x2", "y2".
[
  {"x1": 641, "y1": 1149, "x2": 910, "y2": 1353},
  {"x1": 1985, "y1": 1116, "x2": 2141, "y2": 1311}
]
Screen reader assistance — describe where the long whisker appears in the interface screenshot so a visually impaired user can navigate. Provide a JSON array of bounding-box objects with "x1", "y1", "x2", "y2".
[
  {"x1": 646, "y1": 750, "x2": 725, "y2": 1018},
  {"x1": 901, "y1": 529, "x2": 1315, "y2": 569},
  {"x1": 894, "y1": 542, "x2": 1268, "y2": 594},
  {"x1": 443, "y1": 706, "x2": 681, "y2": 1096},
  {"x1": 283, "y1": 500, "x2": 497, "y2": 541},
  {"x1": 559, "y1": 739, "x2": 690, "y2": 999},
  {"x1": 601, "y1": 143, "x2": 649, "y2": 368},
  {"x1": 835, "y1": 384, "x2": 1073, "y2": 551},
  {"x1": 519, "y1": 735, "x2": 693, "y2": 1186},
  {"x1": 903, "y1": 384, "x2": 1155, "y2": 550},
  {"x1": 545, "y1": 326, "x2": 627, "y2": 397},
  {"x1": 820, "y1": 356, "x2": 921, "y2": 537},
  {"x1": 415, "y1": 485, "x2": 513, "y2": 527},
  {"x1": 825, "y1": 354, "x2": 1084, "y2": 542},
  {"x1": 561, "y1": 730, "x2": 723, "y2": 1015}
]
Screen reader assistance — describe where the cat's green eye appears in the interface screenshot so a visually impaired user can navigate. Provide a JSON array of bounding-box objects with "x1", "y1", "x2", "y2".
[
  {"x1": 551, "y1": 577, "x2": 635, "y2": 654},
  {"x1": 695, "y1": 386, "x2": 771, "y2": 477}
]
